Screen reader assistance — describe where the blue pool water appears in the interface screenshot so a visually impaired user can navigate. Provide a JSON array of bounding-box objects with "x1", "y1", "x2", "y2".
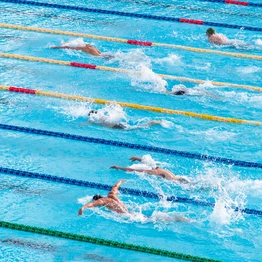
[{"x1": 0, "y1": 0, "x2": 262, "y2": 261}]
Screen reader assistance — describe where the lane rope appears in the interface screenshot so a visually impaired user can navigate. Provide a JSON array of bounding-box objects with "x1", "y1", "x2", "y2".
[
  {"x1": 0, "y1": 52, "x2": 261, "y2": 93},
  {"x1": 0, "y1": 221, "x2": 222, "y2": 262},
  {"x1": 199, "y1": 0, "x2": 262, "y2": 8},
  {"x1": 0, "y1": 123, "x2": 262, "y2": 169},
  {"x1": 1, "y1": 85, "x2": 261, "y2": 125},
  {"x1": 1, "y1": 166, "x2": 261, "y2": 216},
  {"x1": 1, "y1": 23, "x2": 262, "y2": 61},
  {"x1": 0, "y1": 0, "x2": 261, "y2": 31},
  {"x1": 113, "y1": 0, "x2": 262, "y2": 15}
]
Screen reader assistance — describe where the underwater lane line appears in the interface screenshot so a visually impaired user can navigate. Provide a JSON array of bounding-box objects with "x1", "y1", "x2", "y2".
[
  {"x1": 0, "y1": 85, "x2": 261, "y2": 125},
  {"x1": 0, "y1": 221, "x2": 222, "y2": 262},
  {"x1": 0, "y1": 52, "x2": 261, "y2": 93},
  {"x1": 0, "y1": 123, "x2": 262, "y2": 169},
  {"x1": 1, "y1": 23, "x2": 261, "y2": 61},
  {"x1": 1, "y1": 166, "x2": 261, "y2": 216}
]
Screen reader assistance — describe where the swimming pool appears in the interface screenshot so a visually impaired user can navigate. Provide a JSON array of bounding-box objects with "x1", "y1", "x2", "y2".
[{"x1": 0, "y1": 0, "x2": 261, "y2": 261}]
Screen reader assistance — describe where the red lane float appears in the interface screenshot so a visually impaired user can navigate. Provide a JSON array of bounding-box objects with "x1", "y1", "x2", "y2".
[
  {"x1": 225, "y1": 0, "x2": 248, "y2": 5},
  {"x1": 70, "y1": 62, "x2": 97, "y2": 69},
  {"x1": 127, "y1": 40, "x2": 152, "y2": 46},
  {"x1": 179, "y1": 18, "x2": 204, "y2": 25},
  {"x1": 9, "y1": 86, "x2": 36, "y2": 94}
]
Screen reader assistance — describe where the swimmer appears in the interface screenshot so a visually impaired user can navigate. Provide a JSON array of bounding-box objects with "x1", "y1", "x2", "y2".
[
  {"x1": 51, "y1": 43, "x2": 114, "y2": 60},
  {"x1": 206, "y1": 28, "x2": 230, "y2": 45},
  {"x1": 206, "y1": 28, "x2": 253, "y2": 49},
  {"x1": 164, "y1": 85, "x2": 189, "y2": 96},
  {"x1": 83, "y1": 110, "x2": 164, "y2": 130},
  {"x1": 111, "y1": 156, "x2": 190, "y2": 183},
  {"x1": 164, "y1": 85, "x2": 221, "y2": 100},
  {"x1": 78, "y1": 179, "x2": 191, "y2": 222},
  {"x1": 78, "y1": 179, "x2": 129, "y2": 215}
]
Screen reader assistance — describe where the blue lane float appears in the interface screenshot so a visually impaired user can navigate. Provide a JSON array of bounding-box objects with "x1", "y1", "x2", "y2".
[
  {"x1": 1, "y1": 166, "x2": 261, "y2": 216},
  {"x1": 0, "y1": 0, "x2": 261, "y2": 31},
  {"x1": 0, "y1": 123, "x2": 262, "y2": 169}
]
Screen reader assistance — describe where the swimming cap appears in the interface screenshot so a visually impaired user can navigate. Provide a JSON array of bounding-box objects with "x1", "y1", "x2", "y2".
[
  {"x1": 206, "y1": 28, "x2": 215, "y2": 35},
  {"x1": 173, "y1": 90, "x2": 186, "y2": 95},
  {"x1": 88, "y1": 110, "x2": 98, "y2": 116},
  {"x1": 93, "y1": 194, "x2": 103, "y2": 200}
]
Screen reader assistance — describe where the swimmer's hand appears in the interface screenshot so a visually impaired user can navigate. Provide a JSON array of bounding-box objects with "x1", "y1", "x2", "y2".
[
  {"x1": 110, "y1": 165, "x2": 120, "y2": 170},
  {"x1": 129, "y1": 156, "x2": 141, "y2": 162},
  {"x1": 78, "y1": 208, "x2": 83, "y2": 216}
]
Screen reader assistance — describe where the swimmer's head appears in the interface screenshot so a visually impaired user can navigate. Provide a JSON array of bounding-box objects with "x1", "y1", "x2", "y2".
[
  {"x1": 93, "y1": 194, "x2": 103, "y2": 201},
  {"x1": 206, "y1": 28, "x2": 215, "y2": 36},
  {"x1": 88, "y1": 110, "x2": 98, "y2": 116}
]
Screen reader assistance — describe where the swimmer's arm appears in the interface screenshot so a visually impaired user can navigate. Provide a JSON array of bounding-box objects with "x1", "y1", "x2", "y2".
[
  {"x1": 110, "y1": 166, "x2": 146, "y2": 172},
  {"x1": 129, "y1": 156, "x2": 142, "y2": 162},
  {"x1": 111, "y1": 166, "x2": 154, "y2": 175},
  {"x1": 50, "y1": 46, "x2": 70, "y2": 49},
  {"x1": 78, "y1": 200, "x2": 104, "y2": 215},
  {"x1": 108, "y1": 179, "x2": 126, "y2": 196}
]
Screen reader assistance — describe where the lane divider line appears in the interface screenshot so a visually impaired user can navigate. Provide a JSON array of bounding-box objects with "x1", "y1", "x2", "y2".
[
  {"x1": 199, "y1": 0, "x2": 262, "y2": 7},
  {"x1": 0, "y1": 123, "x2": 261, "y2": 169},
  {"x1": 1, "y1": 85, "x2": 261, "y2": 125},
  {"x1": 0, "y1": 0, "x2": 261, "y2": 31},
  {"x1": 0, "y1": 221, "x2": 222, "y2": 262},
  {"x1": 0, "y1": 52, "x2": 261, "y2": 93},
  {"x1": 1, "y1": 166, "x2": 261, "y2": 216},
  {"x1": 1, "y1": 23, "x2": 261, "y2": 61},
  {"x1": 0, "y1": 85, "x2": 262, "y2": 125}
]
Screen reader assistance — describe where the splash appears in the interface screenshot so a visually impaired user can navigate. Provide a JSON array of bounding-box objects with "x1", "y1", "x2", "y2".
[
  {"x1": 61, "y1": 37, "x2": 87, "y2": 47},
  {"x1": 130, "y1": 65, "x2": 168, "y2": 92},
  {"x1": 58, "y1": 102, "x2": 92, "y2": 120},
  {"x1": 154, "y1": 54, "x2": 182, "y2": 65},
  {"x1": 89, "y1": 104, "x2": 127, "y2": 125},
  {"x1": 77, "y1": 195, "x2": 93, "y2": 205},
  {"x1": 112, "y1": 49, "x2": 151, "y2": 68},
  {"x1": 193, "y1": 167, "x2": 248, "y2": 224},
  {"x1": 129, "y1": 154, "x2": 157, "y2": 170},
  {"x1": 196, "y1": 80, "x2": 214, "y2": 89}
]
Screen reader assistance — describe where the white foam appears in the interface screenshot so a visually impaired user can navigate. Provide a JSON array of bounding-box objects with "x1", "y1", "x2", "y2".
[
  {"x1": 77, "y1": 195, "x2": 93, "y2": 205},
  {"x1": 196, "y1": 80, "x2": 214, "y2": 89},
  {"x1": 141, "y1": 154, "x2": 157, "y2": 169},
  {"x1": 159, "y1": 120, "x2": 174, "y2": 128},
  {"x1": 210, "y1": 199, "x2": 234, "y2": 225},
  {"x1": 254, "y1": 39, "x2": 262, "y2": 46},
  {"x1": 59, "y1": 103, "x2": 92, "y2": 119},
  {"x1": 62, "y1": 37, "x2": 87, "y2": 47},
  {"x1": 130, "y1": 65, "x2": 168, "y2": 92},
  {"x1": 236, "y1": 66, "x2": 261, "y2": 74},
  {"x1": 171, "y1": 84, "x2": 187, "y2": 93},
  {"x1": 154, "y1": 54, "x2": 182, "y2": 65},
  {"x1": 89, "y1": 104, "x2": 127, "y2": 125},
  {"x1": 113, "y1": 49, "x2": 151, "y2": 68},
  {"x1": 194, "y1": 62, "x2": 211, "y2": 71}
]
